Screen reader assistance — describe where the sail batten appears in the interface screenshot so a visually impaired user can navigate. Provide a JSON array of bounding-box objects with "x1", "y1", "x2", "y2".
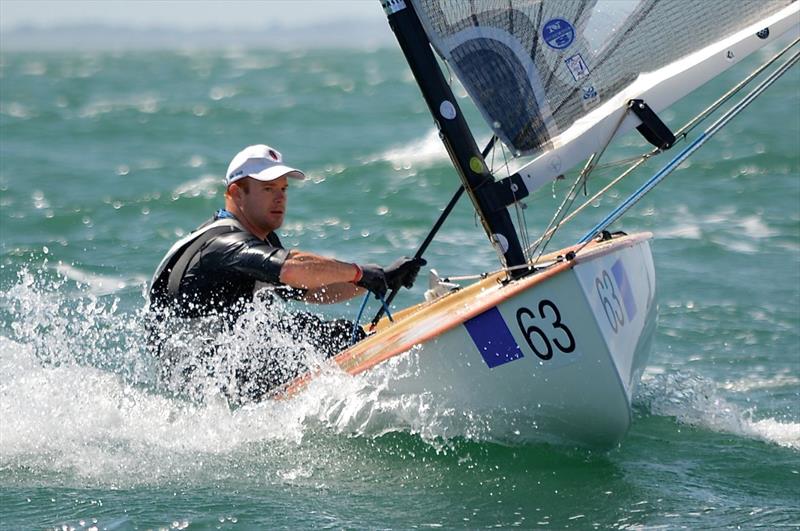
[{"x1": 411, "y1": 0, "x2": 798, "y2": 190}]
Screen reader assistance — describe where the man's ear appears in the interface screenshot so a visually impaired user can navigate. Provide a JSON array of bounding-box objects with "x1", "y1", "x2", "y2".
[{"x1": 228, "y1": 182, "x2": 242, "y2": 201}]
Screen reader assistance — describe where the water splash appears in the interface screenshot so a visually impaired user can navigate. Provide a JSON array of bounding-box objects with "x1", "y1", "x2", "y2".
[
  {"x1": 636, "y1": 371, "x2": 800, "y2": 450},
  {"x1": 12, "y1": 263, "x2": 797, "y2": 491},
  {"x1": 1, "y1": 267, "x2": 149, "y2": 377},
  {"x1": 0, "y1": 265, "x2": 514, "y2": 486}
]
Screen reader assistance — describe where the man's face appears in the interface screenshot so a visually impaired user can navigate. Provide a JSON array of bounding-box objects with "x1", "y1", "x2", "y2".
[{"x1": 237, "y1": 175, "x2": 289, "y2": 233}]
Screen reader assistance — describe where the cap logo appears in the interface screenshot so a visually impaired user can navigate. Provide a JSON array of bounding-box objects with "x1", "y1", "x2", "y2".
[{"x1": 268, "y1": 149, "x2": 278, "y2": 160}]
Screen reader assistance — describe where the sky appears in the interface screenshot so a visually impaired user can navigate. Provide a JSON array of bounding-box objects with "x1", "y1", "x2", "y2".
[{"x1": 0, "y1": 0, "x2": 386, "y2": 30}]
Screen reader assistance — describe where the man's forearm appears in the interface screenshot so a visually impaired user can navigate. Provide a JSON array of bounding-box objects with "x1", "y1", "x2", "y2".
[
  {"x1": 279, "y1": 250, "x2": 360, "y2": 289},
  {"x1": 303, "y1": 282, "x2": 364, "y2": 304}
]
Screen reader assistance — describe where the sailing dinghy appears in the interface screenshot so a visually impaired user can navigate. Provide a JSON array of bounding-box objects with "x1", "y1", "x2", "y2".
[{"x1": 280, "y1": 0, "x2": 799, "y2": 447}]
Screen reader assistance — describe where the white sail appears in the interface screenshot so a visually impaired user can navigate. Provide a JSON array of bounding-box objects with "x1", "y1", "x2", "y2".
[{"x1": 411, "y1": 0, "x2": 799, "y2": 193}]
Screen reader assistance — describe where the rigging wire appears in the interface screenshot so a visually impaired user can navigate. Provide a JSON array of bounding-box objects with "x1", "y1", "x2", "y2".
[
  {"x1": 512, "y1": 194, "x2": 530, "y2": 261},
  {"x1": 524, "y1": 36, "x2": 800, "y2": 256},
  {"x1": 527, "y1": 106, "x2": 630, "y2": 265},
  {"x1": 494, "y1": 139, "x2": 533, "y2": 260},
  {"x1": 576, "y1": 46, "x2": 800, "y2": 250},
  {"x1": 674, "y1": 36, "x2": 800, "y2": 140},
  {"x1": 594, "y1": 37, "x2": 797, "y2": 173},
  {"x1": 490, "y1": 154, "x2": 515, "y2": 177}
]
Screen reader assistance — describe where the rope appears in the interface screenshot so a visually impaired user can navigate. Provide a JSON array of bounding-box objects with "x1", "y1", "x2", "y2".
[
  {"x1": 379, "y1": 294, "x2": 395, "y2": 322},
  {"x1": 354, "y1": 40, "x2": 799, "y2": 336},
  {"x1": 352, "y1": 290, "x2": 397, "y2": 342},
  {"x1": 350, "y1": 292, "x2": 371, "y2": 345}
]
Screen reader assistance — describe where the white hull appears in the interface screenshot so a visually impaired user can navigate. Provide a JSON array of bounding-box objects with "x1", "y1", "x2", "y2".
[{"x1": 285, "y1": 233, "x2": 657, "y2": 448}]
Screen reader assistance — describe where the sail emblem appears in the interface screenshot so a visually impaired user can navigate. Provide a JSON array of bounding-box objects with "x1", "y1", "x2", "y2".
[
  {"x1": 542, "y1": 18, "x2": 575, "y2": 50},
  {"x1": 581, "y1": 85, "x2": 600, "y2": 110},
  {"x1": 565, "y1": 53, "x2": 590, "y2": 81}
]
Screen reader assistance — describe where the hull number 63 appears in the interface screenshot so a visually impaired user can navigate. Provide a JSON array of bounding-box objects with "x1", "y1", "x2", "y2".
[
  {"x1": 596, "y1": 270, "x2": 625, "y2": 333},
  {"x1": 515, "y1": 300, "x2": 576, "y2": 360}
]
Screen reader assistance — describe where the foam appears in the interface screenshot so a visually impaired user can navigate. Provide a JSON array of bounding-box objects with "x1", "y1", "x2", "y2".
[
  {"x1": 55, "y1": 263, "x2": 144, "y2": 296},
  {"x1": 720, "y1": 370, "x2": 800, "y2": 392},
  {"x1": 637, "y1": 372, "x2": 800, "y2": 450},
  {"x1": 171, "y1": 174, "x2": 220, "y2": 200},
  {"x1": 365, "y1": 129, "x2": 448, "y2": 169},
  {"x1": 0, "y1": 266, "x2": 502, "y2": 486},
  {"x1": 747, "y1": 418, "x2": 800, "y2": 450}
]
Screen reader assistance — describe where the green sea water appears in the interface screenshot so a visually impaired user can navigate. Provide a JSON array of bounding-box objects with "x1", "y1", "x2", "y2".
[{"x1": 0, "y1": 41, "x2": 798, "y2": 529}]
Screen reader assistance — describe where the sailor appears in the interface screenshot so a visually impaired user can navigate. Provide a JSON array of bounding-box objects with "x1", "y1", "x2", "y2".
[{"x1": 148, "y1": 144, "x2": 424, "y2": 402}]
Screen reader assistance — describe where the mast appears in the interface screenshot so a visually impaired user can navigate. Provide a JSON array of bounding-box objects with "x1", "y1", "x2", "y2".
[{"x1": 381, "y1": 0, "x2": 527, "y2": 276}]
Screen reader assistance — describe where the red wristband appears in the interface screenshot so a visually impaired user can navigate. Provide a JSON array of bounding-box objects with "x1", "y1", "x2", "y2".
[{"x1": 352, "y1": 263, "x2": 363, "y2": 283}]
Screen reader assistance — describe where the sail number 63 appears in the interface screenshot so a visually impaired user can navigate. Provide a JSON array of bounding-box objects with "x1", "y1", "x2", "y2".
[{"x1": 515, "y1": 300, "x2": 576, "y2": 360}]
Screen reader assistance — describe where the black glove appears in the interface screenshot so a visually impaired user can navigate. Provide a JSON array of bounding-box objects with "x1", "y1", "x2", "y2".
[
  {"x1": 384, "y1": 257, "x2": 426, "y2": 291},
  {"x1": 356, "y1": 264, "x2": 388, "y2": 299}
]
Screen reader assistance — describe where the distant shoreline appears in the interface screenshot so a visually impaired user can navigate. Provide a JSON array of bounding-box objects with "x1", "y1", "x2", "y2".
[{"x1": 0, "y1": 21, "x2": 395, "y2": 51}]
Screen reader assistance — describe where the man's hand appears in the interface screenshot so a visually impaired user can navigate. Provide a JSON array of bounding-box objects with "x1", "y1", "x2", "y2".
[
  {"x1": 385, "y1": 257, "x2": 426, "y2": 291},
  {"x1": 356, "y1": 264, "x2": 388, "y2": 299}
]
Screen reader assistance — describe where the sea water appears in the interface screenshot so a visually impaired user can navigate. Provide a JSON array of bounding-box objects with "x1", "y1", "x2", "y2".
[{"x1": 1, "y1": 42, "x2": 798, "y2": 529}]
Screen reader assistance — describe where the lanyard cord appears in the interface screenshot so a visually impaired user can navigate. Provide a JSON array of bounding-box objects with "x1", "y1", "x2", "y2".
[{"x1": 350, "y1": 292, "x2": 395, "y2": 345}]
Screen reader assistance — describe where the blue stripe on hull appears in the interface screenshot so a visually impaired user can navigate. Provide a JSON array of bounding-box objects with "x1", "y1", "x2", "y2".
[
  {"x1": 464, "y1": 307, "x2": 524, "y2": 368},
  {"x1": 611, "y1": 258, "x2": 637, "y2": 322}
]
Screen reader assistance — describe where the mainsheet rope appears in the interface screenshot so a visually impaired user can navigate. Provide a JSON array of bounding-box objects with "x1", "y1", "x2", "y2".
[{"x1": 351, "y1": 292, "x2": 394, "y2": 345}]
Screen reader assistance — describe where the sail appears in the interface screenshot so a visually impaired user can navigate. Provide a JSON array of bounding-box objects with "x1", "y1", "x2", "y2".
[{"x1": 412, "y1": 0, "x2": 798, "y2": 184}]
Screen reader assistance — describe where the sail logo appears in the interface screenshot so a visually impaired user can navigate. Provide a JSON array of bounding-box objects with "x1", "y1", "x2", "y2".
[
  {"x1": 581, "y1": 85, "x2": 600, "y2": 109},
  {"x1": 542, "y1": 18, "x2": 575, "y2": 49},
  {"x1": 565, "y1": 53, "x2": 590, "y2": 82}
]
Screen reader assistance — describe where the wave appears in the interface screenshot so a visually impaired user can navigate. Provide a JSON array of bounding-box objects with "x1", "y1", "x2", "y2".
[
  {"x1": 55, "y1": 263, "x2": 146, "y2": 296},
  {"x1": 171, "y1": 174, "x2": 221, "y2": 200},
  {"x1": 0, "y1": 267, "x2": 418, "y2": 476},
  {"x1": 364, "y1": 129, "x2": 448, "y2": 169},
  {"x1": 636, "y1": 371, "x2": 800, "y2": 450},
  {"x1": 0, "y1": 264, "x2": 545, "y2": 487}
]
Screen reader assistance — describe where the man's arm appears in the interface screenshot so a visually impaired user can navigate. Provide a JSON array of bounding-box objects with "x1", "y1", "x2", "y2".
[
  {"x1": 302, "y1": 282, "x2": 363, "y2": 304},
  {"x1": 279, "y1": 250, "x2": 424, "y2": 301},
  {"x1": 279, "y1": 250, "x2": 362, "y2": 290}
]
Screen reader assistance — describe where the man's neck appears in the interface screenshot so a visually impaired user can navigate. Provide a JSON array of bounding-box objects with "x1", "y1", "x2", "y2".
[{"x1": 219, "y1": 207, "x2": 270, "y2": 241}]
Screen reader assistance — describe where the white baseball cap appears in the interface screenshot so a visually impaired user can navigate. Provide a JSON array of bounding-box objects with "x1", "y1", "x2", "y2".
[{"x1": 225, "y1": 144, "x2": 305, "y2": 186}]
